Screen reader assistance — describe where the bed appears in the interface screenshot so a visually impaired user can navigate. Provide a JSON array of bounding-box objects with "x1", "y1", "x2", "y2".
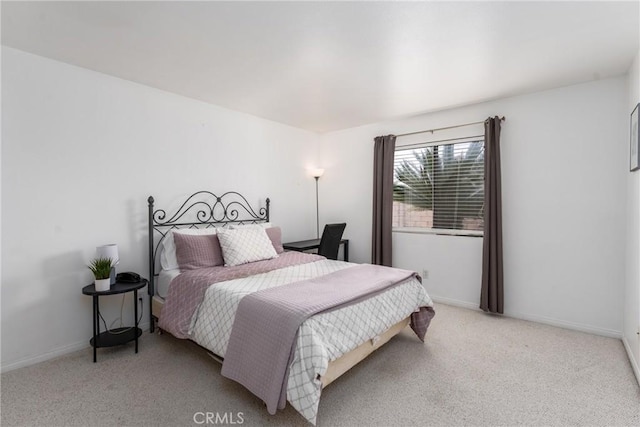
[{"x1": 147, "y1": 191, "x2": 435, "y2": 424}]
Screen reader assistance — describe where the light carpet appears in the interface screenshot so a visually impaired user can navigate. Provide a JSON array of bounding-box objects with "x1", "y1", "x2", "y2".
[{"x1": 1, "y1": 303, "x2": 639, "y2": 426}]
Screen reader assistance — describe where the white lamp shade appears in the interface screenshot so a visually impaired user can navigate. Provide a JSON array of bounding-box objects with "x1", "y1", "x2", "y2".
[
  {"x1": 96, "y1": 244, "x2": 119, "y2": 264},
  {"x1": 310, "y1": 168, "x2": 325, "y2": 178}
]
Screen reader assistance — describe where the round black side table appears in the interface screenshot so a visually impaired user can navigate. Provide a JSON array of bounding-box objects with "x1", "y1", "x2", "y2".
[{"x1": 82, "y1": 279, "x2": 148, "y2": 362}]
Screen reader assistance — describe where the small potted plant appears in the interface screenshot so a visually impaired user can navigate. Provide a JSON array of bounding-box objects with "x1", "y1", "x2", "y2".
[{"x1": 88, "y1": 257, "x2": 113, "y2": 291}]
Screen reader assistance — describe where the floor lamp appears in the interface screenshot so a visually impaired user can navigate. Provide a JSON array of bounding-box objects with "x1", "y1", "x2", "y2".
[{"x1": 311, "y1": 168, "x2": 325, "y2": 239}]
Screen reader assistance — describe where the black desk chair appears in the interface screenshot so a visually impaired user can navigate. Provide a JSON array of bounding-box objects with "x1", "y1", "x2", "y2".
[{"x1": 317, "y1": 223, "x2": 347, "y2": 260}]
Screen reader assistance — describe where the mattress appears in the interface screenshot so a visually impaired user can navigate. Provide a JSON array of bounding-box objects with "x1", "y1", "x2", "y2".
[{"x1": 156, "y1": 268, "x2": 181, "y2": 298}]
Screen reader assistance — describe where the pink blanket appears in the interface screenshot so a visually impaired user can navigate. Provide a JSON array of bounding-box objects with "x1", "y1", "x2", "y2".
[
  {"x1": 158, "y1": 252, "x2": 325, "y2": 338},
  {"x1": 220, "y1": 264, "x2": 434, "y2": 415}
]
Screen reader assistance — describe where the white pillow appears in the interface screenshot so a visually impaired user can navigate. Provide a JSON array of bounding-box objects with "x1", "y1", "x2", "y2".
[
  {"x1": 217, "y1": 226, "x2": 278, "y2": 266},
  {"x1": 160, "y1": 228, "x2": 218, "y2": 270}
]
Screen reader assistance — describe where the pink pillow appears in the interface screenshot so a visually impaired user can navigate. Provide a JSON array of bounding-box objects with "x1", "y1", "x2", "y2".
[
  {"x1": 173, "y1": 232, "x2": 224, "y2": 270},
  {"x1": 266, "y1": 226, "x2": 284, "y2": 254}
]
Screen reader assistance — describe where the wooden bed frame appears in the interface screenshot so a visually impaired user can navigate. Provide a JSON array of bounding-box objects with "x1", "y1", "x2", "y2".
[{"x1": 147, "y1": 191, "x2": 409, "y2": 389}]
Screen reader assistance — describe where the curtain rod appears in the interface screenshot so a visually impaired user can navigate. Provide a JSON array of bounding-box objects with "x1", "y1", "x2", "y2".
[
  {"x1": 395, "y1": 116, "x2": 505, "y2": 138},
  {"x1": 397, "y1": 134, "x2": 485, "y2": 150}
]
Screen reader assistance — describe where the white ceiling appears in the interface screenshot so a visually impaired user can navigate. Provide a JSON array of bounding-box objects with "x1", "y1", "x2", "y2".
[{"x1": 2, "y1": 1, "x2": 639, "y2": 133}]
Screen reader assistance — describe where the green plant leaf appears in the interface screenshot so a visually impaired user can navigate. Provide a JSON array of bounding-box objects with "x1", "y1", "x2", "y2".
[{"x1": 88, "y1": 257, "x2": 112, "y2": 280}]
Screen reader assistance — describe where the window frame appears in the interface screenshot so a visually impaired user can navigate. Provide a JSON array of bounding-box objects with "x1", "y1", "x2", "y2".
[{"x1": 392, "y1": 135, "x2": 485, "y2": 237}]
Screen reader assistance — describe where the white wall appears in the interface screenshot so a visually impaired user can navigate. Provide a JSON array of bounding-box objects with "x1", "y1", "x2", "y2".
[
  {"x1": 2, "y1": 44, "x2": 633, "y2": 372},
  {"x1": 320, "y1": 77, "x2": 628, "y2": 337},
  {"x1": 624, "y1": 48, "x2": 640, "y2": 383},
  {"x1": 1, "y1": 47, "x2": 320, "y2": 371}
]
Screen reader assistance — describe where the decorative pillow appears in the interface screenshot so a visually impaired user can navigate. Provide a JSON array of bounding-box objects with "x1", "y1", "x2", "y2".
[
  {"x1": 217, "y1": 227, "x2": 278, "y2": 266},
  {"x1": 160, "y1": 228, "x2": 218, "y2": 270},
  {"x1": 173, "y1": 232, "x2": 224, "y2": 270},
  {"x1": 228, "y1": 223, "x2": 282, "y2": 253},
  {"x1": 265, "y1": 226, "x2": 284, "y2": 254}
]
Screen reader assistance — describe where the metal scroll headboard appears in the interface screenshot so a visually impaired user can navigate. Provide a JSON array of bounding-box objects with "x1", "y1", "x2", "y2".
[{"x1": 147, "y1": 190, "x2": 270, "y2": 300}]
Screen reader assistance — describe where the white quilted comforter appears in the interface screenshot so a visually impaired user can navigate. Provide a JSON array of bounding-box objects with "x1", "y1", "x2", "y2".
[{"x1": 189, "y1": 259, "x2": 433, "y2": 424}]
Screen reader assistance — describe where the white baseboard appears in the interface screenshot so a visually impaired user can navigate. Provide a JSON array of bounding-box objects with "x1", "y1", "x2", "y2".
[
  {"x1": 1, "y1": 321, "x2": 151, "y2": 373},
  {"x1": 1, "y1": 340, "x2": 89, "y2": 373},
  {"x1": 430, "y1": 295, "x2": 622, "y2": 339},
  {"x1": 504, "y1": 310, "x2": 622, "y2": 339},
  {"x1": 431, "y1": 295, "x2": 481, "y2": 311},
  {"x1": 622, "y1": 336, "x2": 640, "y2": 386}
]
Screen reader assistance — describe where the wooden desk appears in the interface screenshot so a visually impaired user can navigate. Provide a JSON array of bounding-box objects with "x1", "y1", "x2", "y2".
[{"x1": 283, "y1": 238, "x2": 349, "y2": 262}]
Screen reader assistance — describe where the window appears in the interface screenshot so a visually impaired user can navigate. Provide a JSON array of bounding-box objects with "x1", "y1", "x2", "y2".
[{"x1": 393, "y1": 137, "x2": 485, "y2": 235}]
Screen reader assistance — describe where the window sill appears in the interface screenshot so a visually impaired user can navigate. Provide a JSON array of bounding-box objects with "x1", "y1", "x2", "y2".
[{"x1": 392, "y1": 227, "x2": 483, "y2": 237}]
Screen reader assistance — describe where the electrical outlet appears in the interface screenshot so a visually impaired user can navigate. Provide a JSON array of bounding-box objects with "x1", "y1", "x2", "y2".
[{"x1": 422, "y1": 269, "x2": 429, "y2": 279}]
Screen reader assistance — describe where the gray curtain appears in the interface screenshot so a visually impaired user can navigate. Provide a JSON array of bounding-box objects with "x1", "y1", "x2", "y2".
[
  {"x1": 480, "y1": 117, "x2": 504, "y2": 313},
  {"x1": 372, "y1": 135, "x2": 396, "y2": 266}
]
